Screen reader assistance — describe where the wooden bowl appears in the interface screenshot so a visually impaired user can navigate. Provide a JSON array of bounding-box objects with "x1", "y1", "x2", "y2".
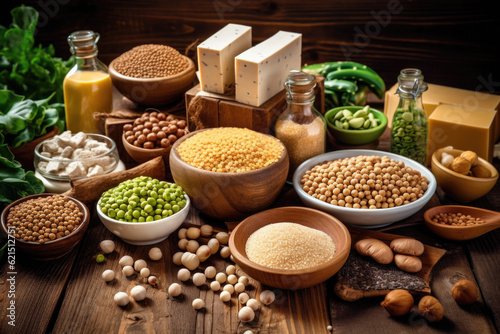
[
  {"x1": 229, "y1": 206, "x2": 351, "y2": 289},
  {"x1": 122, "y1": 133, "x2": 171, "y2": 165},
  {"x1": 0, "y1": 193, "x2": 90, "y2": 261},
  {"x1": 431, "y1": 148, "x2": 498, "y2": 202},
  {"x1": 169, "y1": 129, "x2": 289, "y2": 220},
  {"x1": 109, "y1": 55, "x2": 196, "y2": 106}
]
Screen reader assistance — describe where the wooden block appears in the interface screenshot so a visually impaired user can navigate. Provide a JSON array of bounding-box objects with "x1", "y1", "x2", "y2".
[{"x1": 185, "y1": 85, "x2": 287, "y2": 133}]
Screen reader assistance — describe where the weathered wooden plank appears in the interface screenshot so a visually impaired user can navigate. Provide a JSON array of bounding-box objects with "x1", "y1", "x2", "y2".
[{"x1": 0, "y1": 242, "x2": 80, "y2": 334}]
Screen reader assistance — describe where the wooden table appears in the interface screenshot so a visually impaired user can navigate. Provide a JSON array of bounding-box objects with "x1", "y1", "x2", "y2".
[{"x1": 1, "y1": 130, "x2": 499, "y2": 334}]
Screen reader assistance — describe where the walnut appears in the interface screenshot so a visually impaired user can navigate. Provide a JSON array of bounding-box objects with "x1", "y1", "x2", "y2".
[{"x1": 451, "y1": 156, "x2": 471, "y2": 175}]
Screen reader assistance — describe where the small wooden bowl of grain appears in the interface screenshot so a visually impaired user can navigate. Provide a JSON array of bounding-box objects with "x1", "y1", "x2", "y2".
[
  {"x1": 169, "y1": 128, "x2": 289, "y2": 220},
  {"x1": 109, "y1": 44, "x2": 196, "y2": 106},
  {"x1": 229, "y1": 206, "x2": 351, "y2": 290}
]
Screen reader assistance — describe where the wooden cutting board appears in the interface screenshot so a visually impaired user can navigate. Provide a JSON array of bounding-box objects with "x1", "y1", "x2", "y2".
[{"x1": 334, "y1": 226, "x2": 446, "y2": 301}]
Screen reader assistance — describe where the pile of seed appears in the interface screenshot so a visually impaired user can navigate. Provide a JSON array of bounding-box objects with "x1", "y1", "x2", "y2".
[
  {"x1": 6, "y1": 195, "x2": 83, "y2": 243},
  {"x1": 431, "y1": 212, "x2": 484, "y2": 226},
  {"x1": 300, "y1": 155, "x2": 429, "y2": 209},
  {"x1": 113, "y1": 44, "x2": 189, "y2": 78},
  {"x1": 177, "y1": 127, "x2": 284, "y2": 173},
  {"x1": 245, "y1": 222, "x2": 336, "y2": 270}
]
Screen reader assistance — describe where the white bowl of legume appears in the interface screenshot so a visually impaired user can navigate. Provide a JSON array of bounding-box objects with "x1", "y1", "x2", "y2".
[
  {"x1": 293, "y1": 150, "x2": 437, "y2": 228},
  {"x1": 96, "y1": 177, "x2": 190, "y2": 245}
]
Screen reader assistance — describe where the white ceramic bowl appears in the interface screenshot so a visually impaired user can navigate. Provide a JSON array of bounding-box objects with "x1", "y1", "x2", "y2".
[
  {"x1": 96, "y1": 195, "x2": 190, "y2": 245},
  {"x1": 292, "y1": 149, "x2": 437, "y2": 228}
]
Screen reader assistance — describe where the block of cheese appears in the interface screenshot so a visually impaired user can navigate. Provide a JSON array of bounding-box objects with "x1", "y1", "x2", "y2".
[
  {"x1": 384, "y1": 82, "x2": 500, "y2": 142},
  {"x1": 428, "y1": 104, "x2": 496, "y2": 162},
  {"x1": 235, "y1": 31, "x2": 302, "y2": 107},
  {"x1": 197, "y1": 24, "x2": 252, "y2": 94}
]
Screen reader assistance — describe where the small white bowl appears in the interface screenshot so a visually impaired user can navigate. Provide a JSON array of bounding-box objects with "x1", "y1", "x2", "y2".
[
  {"x1": 96, "y1": 195, "x2": 190, "y2": 245},
  {"x1": 293, "y1": 149, "x2": 437, "y2": 228}
]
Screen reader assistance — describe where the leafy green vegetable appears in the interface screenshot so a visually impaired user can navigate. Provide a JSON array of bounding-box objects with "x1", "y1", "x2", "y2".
[
  {"x1": 0, "y1": 90, "x2": 64, "y2": 148},
  {"x1": 0, "y1": 5, "x2": 74, "y2": 105},
  {"x1": 0, "y1": 132, "x2": 45, "y2": 211}
]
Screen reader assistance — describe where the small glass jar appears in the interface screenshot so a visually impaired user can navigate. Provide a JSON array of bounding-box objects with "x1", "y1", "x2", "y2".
[
  {"x1": 63, "y1": 30, "x2": 112, "y2": 134},
  {"x1": 274, "y1": 71, "x2": 326, "y2": 180},
  {"x1": 390, "y1": 68, "x2": 428, "y2": 165}
]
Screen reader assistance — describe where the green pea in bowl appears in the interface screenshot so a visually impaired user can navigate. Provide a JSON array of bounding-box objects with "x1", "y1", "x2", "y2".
[
  {"x1": 96, "y1": 177, "x2": 190, "y2": 245},
  {"x1": 325, "y1": 106, "x2": 388, "y2": 145}
]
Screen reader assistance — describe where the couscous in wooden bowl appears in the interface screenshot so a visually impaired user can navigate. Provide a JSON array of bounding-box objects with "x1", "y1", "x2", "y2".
[
  {"x1": 229, "y1": 206, "x2": 351, "y2": 290},
  {"x1": 169, "y1": 128, "x2": 289, "y2": 220}
]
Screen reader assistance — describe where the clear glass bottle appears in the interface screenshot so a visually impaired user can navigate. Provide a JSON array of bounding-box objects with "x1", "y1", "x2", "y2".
[
  {"x1": 274, "y1": 71, "x2": 326, "y2": 180},
  {"x1": 63, "y1": 30, "x2": 112, "y2": 133},
  {"x1": 390, "y1": 68, "x2": 428, "y2": 165}
]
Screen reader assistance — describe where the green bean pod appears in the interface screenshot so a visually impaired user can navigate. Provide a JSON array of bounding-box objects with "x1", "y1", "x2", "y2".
[{"x1": 326, "y1": 68, "x2": 386, "y2": 99}]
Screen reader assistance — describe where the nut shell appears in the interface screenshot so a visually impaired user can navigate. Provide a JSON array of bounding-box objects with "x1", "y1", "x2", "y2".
[
  {"x1": 380, "y1": 289, "x2": 414, "y2": 316},
  {"x1": 451, "y1": 279, "x2": 477, "y2": 305},
  {"x1": 418, "y1": 296, "x2": 444, "y2": 322},
  {"x1": 451, "y1": 156, "x2": 471, "y2": 175}
]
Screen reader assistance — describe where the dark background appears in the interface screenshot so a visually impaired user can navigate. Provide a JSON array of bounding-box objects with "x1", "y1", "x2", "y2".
[{"x1": 2, "y1": 0, "x2": 500, "y2": 93}]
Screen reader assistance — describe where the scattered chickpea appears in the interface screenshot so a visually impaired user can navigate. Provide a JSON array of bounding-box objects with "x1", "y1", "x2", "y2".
[
  {"x1": 186, "y1": 227, "x2": 201, "y2": 240},
  {"x1": 102, "y1": 269, "x2": 115, "y2": 282},
  {"x1": 148, "y1": 276, "x2": 158, "y2": 286},
  {"x1": 227, "y1": 274, "x2": 238, "y2": 285},
  {"x1": 181, "y1": 252, "x2": 200, "y2": 271},
  {"x1": 200, "y1": 224, "x2": 214, "y2": 237},
  {"x1": 148, "y1": 247, "x2": 163, "y2": 261},
  {"x1": 238, "y1": 306, "x2": 255, "y2": 322},
  {"x1": 204, "y1": 266, "x2": 217, "y2": 279},
  {"x1": 99, "y1": 240, "x2": 115, "y2": 254},
  {"x1": 223, "y1": 284, "x2": 235, "y2": 294},
  {"x1": 172, "y1": 252, "x2": 184, "y2": 266},
  {"x1": 119, "y1": 255, "x2": 134, "y2": 267},
  {"x1": 140, "y1": 267, "x2": 150, "y2": 278},
  {"x1": 178, "y1": 228, "x2": 188, "y2": 239},
  {"x1": 207, "y1": 238, "x2": 220, "y2": 255},
  {"x1": 178, "y1": 238, "x2": 189, "y2": 250},
  {"x1": 196, "y1": 245, "x2": 211, "y2": 262},
  {"x1": 178, "y1": 268, "x2": 191, "y2": 281},
  {"x1": 168, "y1": 283, "x2": 182, "y2": 297},
  {"x1": 131, "y1": 285, "x2": 147, "y2": 301},
  {"x1": 210, "y1": 281, "x2": 221, "y2": 291},
  {"x1": 220, "y1": 291, "x2": 231, "y2": 302},
  {"x1": 216, "y1": 232, "x2": 230, "y2": 244},
  {"x1": 220, "y1": 246, "x2": 231, "y2": 259},
  {"x1": 238, "y1": 276, "x2": 249, "y2": 286},
  {"x1": 226, "y1": 265, "x2": 236, "y2": 275},
  {"x1": 122, "y1": 265, "x2": 135, "y2": 277},
  {"x1": 186, "y1": 239, "x2": 200, "y2": 253},
  {"x1": 260, "y1": 290, "x2": 276, "y2": 305},
  {"x1": 234, "y1": 282, "x2": 246, "y2": 293},
  {"x1": 246, "y1": 299, "x2": 260, "y2": 311},
  {"x1": 238, "y1": 292, "x2": 250, "y2": 304},
  {"x1": 114, "y1": 292, "x2": 130, "y2": 306},
  {"x1": 134, "y1": 259, "x2": 148, "y2": 272},
  {"x1": 192, "y1": 273, "x2": 207, "y2": 287},
  {"x1": 192, "y1": 298, "x2": 205, "y2": 310},
  {"x1": 216, "y1": 272, "x2": 227, "y2": 284}
]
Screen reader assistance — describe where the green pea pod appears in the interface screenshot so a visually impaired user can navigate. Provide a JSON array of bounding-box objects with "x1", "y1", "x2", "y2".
[
  {"x1": 322, "y1": 61, "x2": 379, "y2": 76},
  {"x1": 301, "y1": 63, "x2": 332, "y2": 76},
  {"x1": 326, "y1": 68, "x2": 385, "y2": 99},
  {"x1": 324, "y1": 79, "x2": 358, "y2": 94}
]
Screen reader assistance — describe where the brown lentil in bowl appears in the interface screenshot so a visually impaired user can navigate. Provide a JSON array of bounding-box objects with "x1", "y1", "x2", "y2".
[
  {"x1": 5, "y1": 194, "x2": 84, "y2": 243},
  {"x1": 112, "y1": 44, "x2": 189, "y2": 78},
  {"x1": 300, "y1": 155, "x2": 429, "y2": 209}
]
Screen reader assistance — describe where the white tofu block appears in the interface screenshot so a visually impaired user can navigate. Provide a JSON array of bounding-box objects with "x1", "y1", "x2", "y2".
[
  {"x1": 60, "y1": 146, "x2": 74, "y2": 159},
  {"x1": 69, "y1": 132, "x2": 87, "y2": 148},
  {"x1": 87, "y1": 165, "x2": 104, "y2": 177},
  {"x1": 66, "y1": 162, "x2": 86, "y2": 178},
  {"x1": 198, "y1": 23, "x2": 252, "y2": 94},
  {"x1": 235, "y1": 31, "x2": 302, "y2": 107},
  {"x1": 46, "y1": 161, "x2": 63, "y2": 174}
]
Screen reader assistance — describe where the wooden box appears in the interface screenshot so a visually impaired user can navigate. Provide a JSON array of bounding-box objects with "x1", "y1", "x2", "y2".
[{"x1": 185, "y1": 76, "x2": 324, "y2": 133}]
